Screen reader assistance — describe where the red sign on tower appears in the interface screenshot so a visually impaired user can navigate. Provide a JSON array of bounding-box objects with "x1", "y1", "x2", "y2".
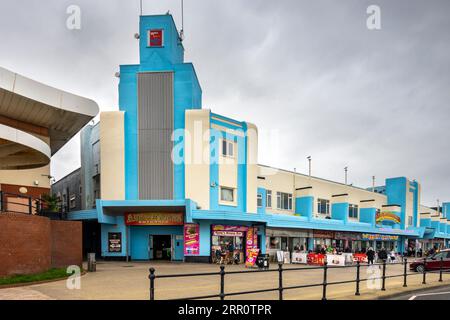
[{"x1": 148, "y1": 29, "x2": 163, "y2": 47}]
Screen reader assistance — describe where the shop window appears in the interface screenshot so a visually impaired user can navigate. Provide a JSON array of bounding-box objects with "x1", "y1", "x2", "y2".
[
  {"x1": 221, "y1": 139, "x2": 234, "y2": 157},
  {"x1": 69, "y1": 194, "x2": 76, "y2": 209},
  {"x1": 257, "y1": 194, "x2": 263, "y2": 207},
  {"x1": 317, "y1": 198, "x2": 330, "y2": 216},
  {"x1": 276, "y1": 192, "x2": 292, "y2": 210},
  {"x1": 348, "y1": 204, "x2": 359, "y2": 219},
  {"x1": 220, "y1": 187, "x2": 234, "y2": 202},
  {"x1": 266, "y1": 190, "x2": 272, "y2": 208},
  {"x1": 269, "y1": 237, "x2": 281, "y2": 250}
]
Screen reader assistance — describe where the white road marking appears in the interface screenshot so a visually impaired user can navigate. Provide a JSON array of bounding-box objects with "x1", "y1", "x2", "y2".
[{"x1": 408, "y1": 291, "x2": 450, "y2": 300}]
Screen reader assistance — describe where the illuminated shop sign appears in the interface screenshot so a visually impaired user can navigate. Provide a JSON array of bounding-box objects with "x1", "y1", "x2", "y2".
[
  {"x1": 376, "y1": 211, "x2": 401, "y2": 224},
  {"x1": 125, "y1": 212, "x2": 183, "y2": 226},
  {"x1": 361, "y1": 233, "x2": 399, "y2": 241},
  {"x1": 148, "y1": 29, "x2": 163, "y2": 47}
]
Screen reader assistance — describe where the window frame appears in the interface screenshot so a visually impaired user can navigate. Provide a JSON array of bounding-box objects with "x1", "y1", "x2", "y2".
[
  {"x1": 276, "y1": 191, "x2": 293, "y2": 210},
  {"x1": 266, "y1": 190, "x2": 272, "y2": 208},
  {"x1": 348, "y1": 204, "x2": 359, "y2": 219},
  {"x1": 220, "y1": 186, "x2": 235, "y2": 203},
  {"x1": 257, "y1": 193, "x2": 263, "y2": 208}
]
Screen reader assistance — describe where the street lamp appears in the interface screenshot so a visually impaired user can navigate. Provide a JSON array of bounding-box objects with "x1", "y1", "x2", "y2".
[
  {"x1": 344, "y1": 166, "x2": 348, "y2": 185},
  {"x1": 307, "y1": 156, "x2": 311, "y2": 177}
]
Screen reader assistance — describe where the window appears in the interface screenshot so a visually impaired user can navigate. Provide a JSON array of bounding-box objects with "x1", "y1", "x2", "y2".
[
  {"x1": 317, "y1": 199, "x2": 330, "y2": 215},
  {"x1": 221, "y1": 139, "x2": 234, "y2": 157},
  {"x1": 220, "y1": 187, "x2": 234, "y2": 202},
  {"x1": 408, "y1": 216, "x2": 413, "y2": 226},
  {"x1": 266, "y1": 190, "x2": 272, "y2": 208},
  {"x1": 257, "y1": 194, "x2": 263, "y2": 207},
  {"x1": 349, "y1": 204, "x2": 359, "y2": 219},
  {"x1": 69, "y1": 194, "x2": 76, "y2": 209},
  {"x1": 276, "y1": 192, "x2": 292, "y2": 210}
]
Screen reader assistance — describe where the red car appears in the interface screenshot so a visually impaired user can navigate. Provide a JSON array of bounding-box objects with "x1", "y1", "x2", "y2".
[{"x1": 410, "y1": 249, "x2": 450, "y2": 273}]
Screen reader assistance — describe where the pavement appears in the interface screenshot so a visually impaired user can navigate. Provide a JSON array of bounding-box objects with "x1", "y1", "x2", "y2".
[{"x1": 0, "y1": 261, "x2": 449, "y2": 300}]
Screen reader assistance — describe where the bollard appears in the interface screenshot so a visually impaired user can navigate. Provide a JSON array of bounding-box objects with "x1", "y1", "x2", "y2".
[
  {"x1": 149, "y1": 268, "x2": 155, "y2": 300},
  {"x1": 422, "y1": 258, "x2": 427, "y2": 284},
  {"x1": 220, "y1": 265, "x2": 225, "y2": 300},
  {"x1": 381, "y1": 259, "x2": 386, "y2": 291},
  {"x1": 278, "y1": 263, "x2": 283, "y2": 300},
  {"x1": 355, "y1": 260, "x2": 361, "y2": 296},
  {"x1": 322, "y1": 262, "x2": 328, "y2": 300},
  {"x1": 403, "y1": 258, "x2": 407, "y2": 287},
  {"x1": 439, "y1": 257, "x2": 443, "y2": 282}
]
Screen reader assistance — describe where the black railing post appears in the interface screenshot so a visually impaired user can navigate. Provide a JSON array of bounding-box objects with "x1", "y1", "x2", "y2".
[
  {"x1": 439, "y1": 257, "x2": 443, "y2": 282},
  {"x1": 0, "y1": 190, "x2": 3, "y2": 212},
  {"x1": 403, "y1": 258, "x2": 407, "y2": 287},
  {"x1": 322, "y1": 261, "x2": 328, "y2": 300},
  {"x1": 422, "y1": 258, "x2": 427, "y2": 284},
  {"x1": 149, "y1": 268, "x2": 155, "y2": 300},
  {"x1": 355, "y1": 260, "x2": 361, "y2": 296},
  {"x1": 278, "y1": 263, "x2": 283, "y2": 300},
  {"x1": 220, "y1": 265, "x2": 225, "y2": 300},
  {"x1": 381, "y1": 259, "x2": 386, "y2": 291},
  {"x1": 28, "y1": 196, "x2": 32, "y2": 215}
]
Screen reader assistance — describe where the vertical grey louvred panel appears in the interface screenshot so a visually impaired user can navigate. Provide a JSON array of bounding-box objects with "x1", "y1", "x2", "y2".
[{"x1": 138, "y1": 72, "x2": 174, "y2": 200}]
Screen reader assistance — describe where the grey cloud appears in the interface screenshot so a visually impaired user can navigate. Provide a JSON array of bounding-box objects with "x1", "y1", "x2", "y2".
[{"x1": 1, "y1": 0, "x2": 449, "y2": 205}]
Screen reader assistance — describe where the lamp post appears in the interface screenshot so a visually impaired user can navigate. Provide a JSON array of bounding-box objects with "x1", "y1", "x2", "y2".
[
  {"x1": 307, "y1": 156, "x2": 311, "y2": 177},
  {"x1": 372, "y1": 176, "x2": 375, "y2": 192},
  {"x1": 344, "y1": 166, "x2": 348, "y2": 185}
]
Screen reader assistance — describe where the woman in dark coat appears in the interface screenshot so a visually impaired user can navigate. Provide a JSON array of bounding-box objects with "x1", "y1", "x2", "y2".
[{"x1": 366, "y1": 247, "x2": 375, "y2": 265}]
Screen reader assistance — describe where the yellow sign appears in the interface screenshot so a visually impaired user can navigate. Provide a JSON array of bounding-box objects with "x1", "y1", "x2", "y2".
[
  {"x1": 376, "y1": 211, "x2": 401, "y2": 224},
  {"x1": 124, "y1": 212, "x2": 184, "y2": 226}
]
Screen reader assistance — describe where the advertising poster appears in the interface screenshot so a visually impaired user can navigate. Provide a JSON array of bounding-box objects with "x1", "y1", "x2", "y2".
[
  {"x1": 245, "y1": 248, "x2": 260, "y2": 267},
  {"x1": 245, "y1": 227, "x2": 258, "y2": 256},
  {"x1": 353, "y1": 253, "x2": 368, "y2": 263},
  {"x1": 108, "y1": 232, "x2": 122, "y2": 253},
  {"x1": 125, "y1": 212, "x2": 183, "y2": 226},
  {"x1": 307, "y1": 253, "x2": 326, "y2": 266},
  {"x1": 184, "y1": 224, "x2": 199, "y2": 256},
  {"x1": 326, "y1": 254, "x2": 346, "y2": 266},
  {"x1": 292, "y1": 252, "x2": 308, "y2": 264}
]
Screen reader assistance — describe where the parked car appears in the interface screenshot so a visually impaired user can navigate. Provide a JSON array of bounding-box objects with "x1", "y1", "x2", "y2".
[{"x1": 410, "y1": 249, "x2": 450, "y2": 273}]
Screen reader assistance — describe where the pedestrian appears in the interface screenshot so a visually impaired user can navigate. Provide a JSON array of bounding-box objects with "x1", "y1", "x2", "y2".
[
  {"x1": 367, "y1": 247, "x2": 375, "y2": 265},
  {"x1": 378, "y1": 247, "x2": 387, "y2": 262}
]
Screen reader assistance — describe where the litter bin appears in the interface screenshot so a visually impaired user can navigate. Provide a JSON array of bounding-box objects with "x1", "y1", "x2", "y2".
[
  {"x1": 257, "y1": 254, "x2": 270, "y2": 270},
  {"x1": 87, "y1": 253, "x2": 96, "y2": 272}
]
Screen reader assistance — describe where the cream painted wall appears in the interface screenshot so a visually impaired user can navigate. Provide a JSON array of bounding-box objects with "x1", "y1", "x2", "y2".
[
  {"x1": 0, "y1": 164, "x2": 51, "y2": 189},
  {"x1": 185, "y1": 109, "x2": 210, "y2": 210},
  {"x1": 100, "y1": 111, "x2": 125, "y2": 200},
  {"x1": 246, "y1": 122, "x2": 258, "y2": 214},
  {"x1": 257, "y1": 165, "x2": 387, "y2": 217},
  {"x1": 218, "y1": 139, "x2": 238, "y2": 206}
]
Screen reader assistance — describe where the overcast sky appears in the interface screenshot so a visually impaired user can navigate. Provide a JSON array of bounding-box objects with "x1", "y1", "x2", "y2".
[{"x1": 1, "y1": 0, "x2": 449, "y2": 206}]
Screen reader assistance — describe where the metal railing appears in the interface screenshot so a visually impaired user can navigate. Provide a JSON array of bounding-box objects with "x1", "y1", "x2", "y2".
[
  {"x1": 0, "y1": 190, "x2": 67, "y2": 218},
  {"x1": 148, "y1": 257, "x2": 449, "y2": 300}
]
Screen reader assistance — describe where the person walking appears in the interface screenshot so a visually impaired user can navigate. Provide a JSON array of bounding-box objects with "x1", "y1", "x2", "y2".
[
  {"x1": 378, "y1": 247, "x2": 388, "y2": 263},
  {"x1": 367, "y1": 247, "x2": 375, "y2": 265}
]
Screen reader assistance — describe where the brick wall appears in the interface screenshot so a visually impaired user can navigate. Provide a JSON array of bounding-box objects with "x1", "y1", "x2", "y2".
[
  {"x1": 50, "y1": 220, "x2": 82, "y2": 268},
  {"x1": 0, "y1": 213, "x2": 82, "y2": 277}
]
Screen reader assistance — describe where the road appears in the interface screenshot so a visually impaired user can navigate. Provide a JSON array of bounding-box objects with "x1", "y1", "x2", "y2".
[{"x1": 390, "y1": 285, "x2": 450, "y2": 300}]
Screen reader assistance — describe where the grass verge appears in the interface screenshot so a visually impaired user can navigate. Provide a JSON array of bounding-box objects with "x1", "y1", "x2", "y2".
[{"x1": 0, "y1": 268, "x2": 72, "y2": 286}]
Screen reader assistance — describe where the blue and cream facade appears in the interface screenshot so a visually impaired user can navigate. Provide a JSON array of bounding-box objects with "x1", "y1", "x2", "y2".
[{"x1": 68, "y1": 14, "x2": 450, "y2": 261}]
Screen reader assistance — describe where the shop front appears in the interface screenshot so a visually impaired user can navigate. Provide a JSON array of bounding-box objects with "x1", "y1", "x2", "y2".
[
  {"x1": 313, "y1": 230, "x2": 335, "y2": 252},
  {"x1": 126, "y1": 212, "x2": 185, "y2": 261},
  {"x1": 210, "y1": 225, "x2": 259, "y2": 264},
  {"x1": 334, "y1": 232, "x2": 363, "y2": 252},
  {"x1": 265, "y1": 228, "x2": 312, "y2": 262},
  {"x1": 360, "y1": 233, "x2": 399, "y2": 252}
]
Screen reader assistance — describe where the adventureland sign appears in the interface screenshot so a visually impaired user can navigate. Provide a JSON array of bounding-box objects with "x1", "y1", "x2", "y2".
[
  {"x1": 125, "y1": 212, "x2": 184, "y2": 226},
  {"x1": 376, "y1": 211, "x2": 401, "y2": 224}
]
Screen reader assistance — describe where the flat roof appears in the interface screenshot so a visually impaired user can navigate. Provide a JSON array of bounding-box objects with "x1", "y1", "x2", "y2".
[{"x1": 0, "y1": 66, "x2": 99, "y2": 155}]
